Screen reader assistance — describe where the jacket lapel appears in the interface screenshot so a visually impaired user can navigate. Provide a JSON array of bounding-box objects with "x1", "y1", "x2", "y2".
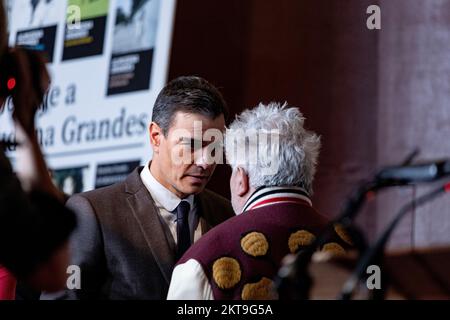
[
  {"x1": 196, "y1": 193, "x2": 213, "y2": 235},
  {"x1": 125, "y1": 168, "x2": 175, "y2": 284}
]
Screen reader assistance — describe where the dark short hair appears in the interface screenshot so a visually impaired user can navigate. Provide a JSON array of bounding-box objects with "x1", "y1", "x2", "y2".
[{"x1": 152, "y1": 76, "x2": 228, "y2": 135}]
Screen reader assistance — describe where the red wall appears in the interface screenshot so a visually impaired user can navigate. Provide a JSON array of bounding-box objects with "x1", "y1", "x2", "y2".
[{"x1": 168, "y1": 0, "x2": 450, "y2": 249}]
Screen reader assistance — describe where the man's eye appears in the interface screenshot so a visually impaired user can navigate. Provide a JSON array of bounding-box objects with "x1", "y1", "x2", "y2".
[
  {"x1": 181, "y1": 140, "x2": 196, "y2": 150},
  {"x1": 181, "y1": 139, "x2": 210, "y2": 151}
]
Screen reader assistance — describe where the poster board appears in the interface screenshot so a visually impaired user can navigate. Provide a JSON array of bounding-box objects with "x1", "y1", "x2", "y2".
[{"x1": 1, "y1": 0, "x2": 176, "y2": 195}]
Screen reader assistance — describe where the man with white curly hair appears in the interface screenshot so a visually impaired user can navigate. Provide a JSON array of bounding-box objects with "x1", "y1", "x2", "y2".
[{"x1": 167, "y1": 102, "x2": 352, "y2": 300}]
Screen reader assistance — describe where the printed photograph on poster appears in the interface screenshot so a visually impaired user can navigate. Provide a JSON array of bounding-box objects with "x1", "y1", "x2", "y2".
[
  {"x1": 9, "y1": 0, "x2": 65, "y2": 63},
  {"x1": 107, "y1": 0, "x2": 160, "y2": 95},
  {"x1": 95, "y1": 160, "x2": 140, "y2": 188},
  {"x1": 62, "y1": 0, "x2": 109, "y2": 61},
  {"x1": 51, "y1": 166, "x2": 90, "y2": 196},
  {"x1": 1, "y1": 0, "x2": 176, "y2": 194}
]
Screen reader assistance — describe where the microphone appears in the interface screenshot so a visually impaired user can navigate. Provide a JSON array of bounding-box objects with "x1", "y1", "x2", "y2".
[
  {"x1": 376, "y1": 160, "x2": 450, "y2": 184},
  {"x1": 275, "y1": 152, "x2": 449, "y2": 299}
]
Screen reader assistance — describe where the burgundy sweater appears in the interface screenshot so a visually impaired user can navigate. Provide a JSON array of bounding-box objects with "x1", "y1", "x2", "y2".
[{"x1": 177, "y1": 201, "x2": 351, "y2": 300}]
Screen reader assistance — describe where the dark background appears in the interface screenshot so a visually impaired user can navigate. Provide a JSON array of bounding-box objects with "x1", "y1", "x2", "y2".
[{"x1": 168, "y1": 0, "x2": 450, "y2": 249}]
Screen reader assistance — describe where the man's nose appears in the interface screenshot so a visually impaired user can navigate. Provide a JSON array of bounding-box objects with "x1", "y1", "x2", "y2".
[{"x1": 194, "y1": 148, "x2": 213, "y2": 170}]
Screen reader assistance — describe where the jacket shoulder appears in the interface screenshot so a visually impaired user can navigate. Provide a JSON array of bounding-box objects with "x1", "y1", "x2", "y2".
[
  {"x1": 76, "y1": 180, "x2": 126, "y2": 202},
  {"x1": 69, "y1": 166, "x2": 143, "y2": 207},
  {"x1": 198, "y1": 189, "x2": 234, "y2": 226},
  {"x1": 66, "y1": 179, "x2": 128, "y2": 220}
]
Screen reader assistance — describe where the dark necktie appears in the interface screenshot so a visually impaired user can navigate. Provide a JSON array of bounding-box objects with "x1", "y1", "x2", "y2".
[{"x1": 175, "y1": 201, "x2": 191, "y2": 260}]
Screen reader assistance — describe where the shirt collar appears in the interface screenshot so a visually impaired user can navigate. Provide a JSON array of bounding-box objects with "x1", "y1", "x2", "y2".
[
  {"x1": 140, "y1": 162, "x2": 194, "y2": 212},
  {"x1": 241, "y1": 186, "x2": 312, "y2": 213}
]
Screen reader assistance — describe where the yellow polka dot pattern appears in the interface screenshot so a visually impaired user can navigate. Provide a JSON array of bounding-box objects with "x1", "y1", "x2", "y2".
[
  {"x1": 322, "y1": 242, "x2": 346, "y2": 256},
  {"x1": 241, "y1": 232, "x2": 269, "y2": 257},
  {"x1": 241, "y1": 277, "x2": 279, "y2": 300},
  {"x1": 288, "y1": 230, "x2": 316, "y2": 253},
  {"x1": 212, "y1": 257, "x2": 242, "y2": 289},
  {"x1": 334, "y1": 223, "x2": 354, "y2": 245}
]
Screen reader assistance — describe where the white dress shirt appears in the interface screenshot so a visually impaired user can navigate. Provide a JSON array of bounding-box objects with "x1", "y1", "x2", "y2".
[{"x1": 140, "y1": 162, "x2": 202, "y2": 245}]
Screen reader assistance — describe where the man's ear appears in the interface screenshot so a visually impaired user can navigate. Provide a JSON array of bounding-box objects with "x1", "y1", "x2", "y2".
[
  {"x1": 149, "y1": 122, "x2": 162, "y2": 153},
  {"x1": 236, "y1": 167, "x2": 249, "y2": 197}
]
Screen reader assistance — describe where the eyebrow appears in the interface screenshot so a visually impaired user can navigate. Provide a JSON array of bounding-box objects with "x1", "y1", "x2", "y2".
[
  {"x1": 179, "y1": 137, "x2": 216, "y2": 147},
  {"x1": 179, "y1": 137, "x2": 202, "y2": 144}
]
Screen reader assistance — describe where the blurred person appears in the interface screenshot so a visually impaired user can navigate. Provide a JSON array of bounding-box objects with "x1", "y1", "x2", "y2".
[
  {"x1": 0, "y1": 0, "x2": 76, "y2": 299},
  {"x1": 167, "y1": 103, "x2": 352, "y2": 300},
  {"x1": 0, "y1": 265, "x2": 15, "y2": 300},
  {"x1": 43, "y1": 76, "x2": 234, "y2": 300}
]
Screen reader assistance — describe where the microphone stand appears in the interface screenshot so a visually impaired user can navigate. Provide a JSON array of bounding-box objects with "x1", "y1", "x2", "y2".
[
  {"x1": 339, "y1": 181, "x2": 450, "y2": 300},
  {"x1": 276, "y1": 150, "x2": 421, "y2": 299},
  {"x1": 276, "y1": 179, "x2": 385, "y2": 299}
]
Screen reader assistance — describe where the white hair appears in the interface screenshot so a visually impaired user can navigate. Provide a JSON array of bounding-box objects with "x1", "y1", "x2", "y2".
[{"x1": 225, "y1": 102, "x2": 321, "y2": 194}]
